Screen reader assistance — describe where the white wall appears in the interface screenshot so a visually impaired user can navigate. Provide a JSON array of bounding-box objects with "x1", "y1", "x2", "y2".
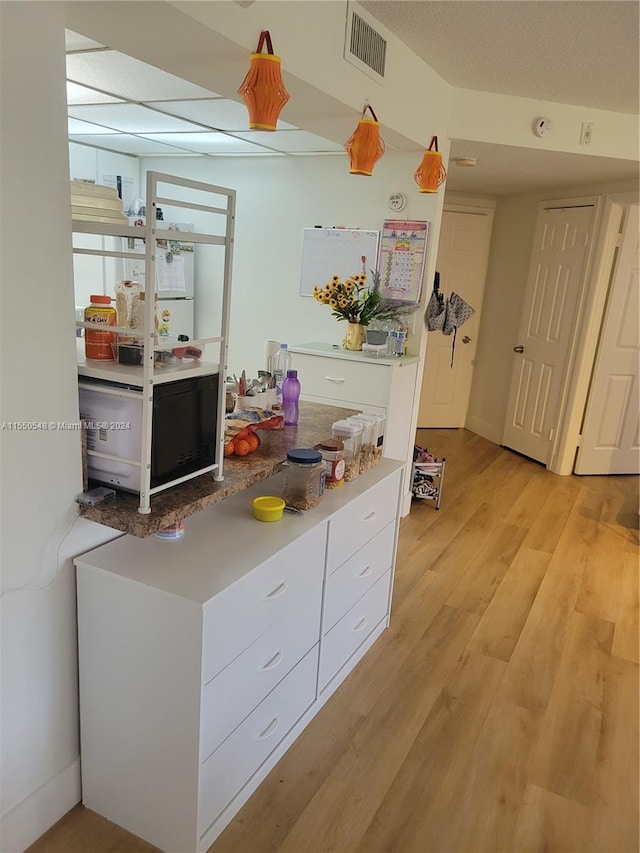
[
  {"x1": 139, "y1": 152, "x2": 444, "y2": 377},
  {"x1": 465, "y1": 178, "x2": 639, "y2": 447},
  {"x1": 0, "y1": 8, "x2": 120, "y2": 852}
]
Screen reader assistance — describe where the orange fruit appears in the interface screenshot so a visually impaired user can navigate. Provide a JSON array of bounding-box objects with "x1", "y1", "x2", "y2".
[
  {"x1": 233, "y1": 438, "x2": 250, "y2": 456},
  {"x1": 224, "y1": 440, "x2": 235, "y2": 457},
  {"x1": 245, "y1": 433, "x2": 259, "y2": 453}
]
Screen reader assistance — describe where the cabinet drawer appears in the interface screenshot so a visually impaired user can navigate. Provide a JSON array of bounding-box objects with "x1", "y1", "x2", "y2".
[
  {"x1": 202, "y1": 524, "x2": 325, "y2": 684},
  {"x1": 198, "y1": 645, "x2": 318, "y2": 837},
  {"x1": 200, "y1": 600, "x2": 321, "y2": 761},
  {"x1": 326, "y1": 472, "x2": 400, "y2": 574},
  {"x1": 293, "y1": 353, "x2": 389, "y2": 409},
  {"x1": 319, "y1": 571, "x2": 391, "y2": 692},
  {"x1": 323, "y1": 522, "x2": 395, "y2": 633}
]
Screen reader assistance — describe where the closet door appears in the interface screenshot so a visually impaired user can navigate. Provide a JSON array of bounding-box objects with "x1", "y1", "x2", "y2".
[{"x1": 575, "y1": 204, "x2": 640, "y2": 474}]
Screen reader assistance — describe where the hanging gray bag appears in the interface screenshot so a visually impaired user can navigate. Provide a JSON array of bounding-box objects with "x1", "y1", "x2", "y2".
[{"x1": 424, "y1": 271, "x2": 446, "y2": 331}]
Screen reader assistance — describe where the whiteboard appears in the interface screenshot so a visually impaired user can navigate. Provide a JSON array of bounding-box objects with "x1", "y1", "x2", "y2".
[{"x1": 299, "y1": 228, "x2": 380, "y2": 296}]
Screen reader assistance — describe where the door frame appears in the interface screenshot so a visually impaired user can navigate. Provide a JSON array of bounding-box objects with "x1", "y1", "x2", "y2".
[{"x1": 550, "y1": 190, "x2": 639, "y2": 474}]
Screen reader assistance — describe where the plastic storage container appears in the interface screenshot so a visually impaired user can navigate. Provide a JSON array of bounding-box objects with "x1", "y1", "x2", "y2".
[
  {"x1": 282, "y1": 448, "x2": 325, "y2": 510},
  {"x1": 367, "y1": 411, "x2": 386, "y2": 464},
  {"x1": 315, "y1": 439, "x2": 345, "y2": 489},
  {"x1": 84, "y1": 295, "x2": 117, "y2": 360},
  {"x1": 330, "y1": 419, "x2": 363, "y2": 482},
  {"x1": 281, "y1": 369, "x2": 300, "y2": 425},
  {"x1": 347, "y1": 414, "x2": 378, "y2": 473}
]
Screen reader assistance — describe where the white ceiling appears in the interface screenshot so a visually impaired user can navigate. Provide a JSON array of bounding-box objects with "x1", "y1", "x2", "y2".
[
  {"x1": 65, "y1": 2, "x2": 640, "y2": 196},
  {"x1": 362, "y1": 0, "x2": 640, "y2": 115}
]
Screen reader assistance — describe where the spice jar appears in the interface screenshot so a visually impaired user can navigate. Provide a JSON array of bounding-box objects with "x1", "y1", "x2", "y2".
[
  {"x1": 348, "y1": 414, "x2": 377, "y2": 473},
  {"x1": 282, "y1": 448, "x2": 325, "y2": 510},
  {"x1": 330, "y1": 420, "x2": 362, "y2": 482},
  {"x1": 315, "y1": 439, "x2": 345, "y2": 489}
]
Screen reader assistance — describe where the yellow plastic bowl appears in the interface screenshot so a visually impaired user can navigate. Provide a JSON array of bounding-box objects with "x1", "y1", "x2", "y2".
[{"x1": 251, "y1": 496, "x2": 285, "y2": 522}]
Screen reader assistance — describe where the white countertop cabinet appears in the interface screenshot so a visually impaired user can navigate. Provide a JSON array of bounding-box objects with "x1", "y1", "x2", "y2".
[
  {"x1": 289, "y1": 344, "x2": 419, "y2": 511},
  {"x1": 75, "y1": 459, "x2": 404, "y2": 852}
]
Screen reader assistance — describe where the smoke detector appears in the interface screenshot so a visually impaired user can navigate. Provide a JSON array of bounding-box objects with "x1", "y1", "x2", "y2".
[{"x1": 454, "y1": 157, "x2": 477, "y2": 167}]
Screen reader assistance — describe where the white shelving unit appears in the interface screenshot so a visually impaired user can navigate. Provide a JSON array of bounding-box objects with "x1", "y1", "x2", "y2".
[{"x1": 73, "y1": 172, "x2": 235, "y2": 514}]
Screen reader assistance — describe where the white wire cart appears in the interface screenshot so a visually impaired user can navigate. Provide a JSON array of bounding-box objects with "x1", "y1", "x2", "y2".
[{"x1": 411, "y1": 455, "x2": 446, "y2": 510}]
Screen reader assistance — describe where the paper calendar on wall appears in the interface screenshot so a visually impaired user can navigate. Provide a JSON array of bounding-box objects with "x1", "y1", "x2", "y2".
[
  {"x1": 378, "y1": 220, "x2": 430, "y2": 304},
  {"x1": 299, "y1": 228, "x2": 380, "y2": 296}
]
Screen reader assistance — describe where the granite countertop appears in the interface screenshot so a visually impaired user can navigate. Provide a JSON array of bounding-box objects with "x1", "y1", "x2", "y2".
[{"x1": 78, "y1": 401, "x2": 357, "y2": 538}]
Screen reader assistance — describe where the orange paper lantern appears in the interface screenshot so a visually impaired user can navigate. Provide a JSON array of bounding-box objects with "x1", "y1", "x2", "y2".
[
  {"x1": 414, "y1": 136, "x2": 447, "y2": 193},
  {"x1": 237, "y1": 30, "x2": 290, "y2": 131},
  {"x1": 344, "y1": 104, "x2": 385, "y2": 176}
]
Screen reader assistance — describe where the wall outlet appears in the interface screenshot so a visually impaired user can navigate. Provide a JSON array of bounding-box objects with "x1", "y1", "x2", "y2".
[{"x1": 580, "y1": 123, "x2": 594, "y2": 145}]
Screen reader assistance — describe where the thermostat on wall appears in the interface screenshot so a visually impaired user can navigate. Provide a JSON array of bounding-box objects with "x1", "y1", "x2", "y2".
[{"x1": 388, "y1": 192, "x2": 407, "y2": 212}]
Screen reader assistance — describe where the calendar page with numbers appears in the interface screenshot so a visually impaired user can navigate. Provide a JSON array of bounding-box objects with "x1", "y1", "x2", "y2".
[{"x1": 377, "y1": 220, "x2": 429, "y2": 304}]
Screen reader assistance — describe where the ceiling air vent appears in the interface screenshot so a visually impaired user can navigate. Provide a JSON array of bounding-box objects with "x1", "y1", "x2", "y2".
[{"x1": 345, "y1": 7, "x2": 387, "y2": 82}]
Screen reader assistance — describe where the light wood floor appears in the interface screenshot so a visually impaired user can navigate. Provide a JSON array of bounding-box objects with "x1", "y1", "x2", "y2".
[{"x1": 29, "y1": 429, "x2": 639, "y2": 853}]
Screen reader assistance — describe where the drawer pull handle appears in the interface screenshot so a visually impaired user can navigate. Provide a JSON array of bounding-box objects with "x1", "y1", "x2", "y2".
[
  {"x1": 264, "y1": 581, "x2": 287, "y2": 599},
  {"x1": 357, "y1": 565, "x2": 373, "y2": 579},
  {"x1": 256, "y1": 716, "x2": 280, "y2": 740},
  {"x1": 363, "y1": 511, "x2": 377, "y2": 522},
  {"x1": 260, "y1": 650, "x2": 283, "y2": 672},
  {"x1": 353, "y1": 617, "x2": 368, "y2": 632},
  {"x1": 325, "y1": 376, "x2": 346, "y2": 383}
]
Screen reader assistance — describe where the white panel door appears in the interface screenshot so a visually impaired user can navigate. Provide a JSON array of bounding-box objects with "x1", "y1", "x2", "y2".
[
  {"x1": 502, "y1": 205, "x2": 594, "y2": 464},
  {"x1": 418, "y1": 210, "x2": 493, "y2": 427},
  {"x1": 575, "y1": 204, "x2": 640, "y2": 474}
]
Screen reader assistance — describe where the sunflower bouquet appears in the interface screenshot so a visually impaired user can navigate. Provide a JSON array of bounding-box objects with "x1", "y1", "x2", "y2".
[{"x1": 313, "y1": 270, "x2": 419, "y2": 326}]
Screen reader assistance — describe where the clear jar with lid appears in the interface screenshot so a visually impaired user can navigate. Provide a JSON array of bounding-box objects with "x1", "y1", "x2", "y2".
[
  {"x1": 330, "y1": 419, "x2": 362, "y2": 482},
  {"x1": 366, "y1": 411, "x2": 385, "y2": 464},
  {"x1": 282, "y1": 448, "x2": 325, "y2": 510},
  {"x1": 315, "y1": 439, "x2": 345, "y2": 489},
  {"x1": 347, "y1": 414, "x2": 377, "y2": 473}
]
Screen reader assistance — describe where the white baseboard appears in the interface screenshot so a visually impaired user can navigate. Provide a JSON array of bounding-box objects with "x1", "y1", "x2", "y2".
[{"x1": 0, "y1": 758, "x2": 81, "y2": 853}]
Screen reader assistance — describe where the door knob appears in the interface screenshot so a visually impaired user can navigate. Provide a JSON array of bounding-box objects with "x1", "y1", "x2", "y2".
[
  {"x1": 513, "y1": 345, "x2": 524, "y2": 353},
  {"x1": 462, "y1": 335, "x2": 472, "y2": 344}
]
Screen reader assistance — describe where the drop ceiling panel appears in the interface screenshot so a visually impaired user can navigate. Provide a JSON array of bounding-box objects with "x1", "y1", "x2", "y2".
[
  {"x1": 146, "y1": 98, "x2": 297, "y2": 131},
  {"x1": 138, "y1": 133, "x2": 276, "y2": 154},
  {"x1": 66, "y1": 81, "x2": 123, "y2": 106},
  {"x1": 66, "y1": 50, "x2": 221, "y2": 101},
  {"x1": 68, "y1": 118, "x2": 119, "y2": 135},
  {"x1": 233, "y1": 130, "x2": 345, "y2": 152},
  {"x1": 65, "y1": 30, "x2": 105, "y2": 52},
  {"x1": 68, "y1": 134, "x2": 197, "y2": 156},
  {"x1": 68, "y1": 104, "x2": 203, "y2": 134}
]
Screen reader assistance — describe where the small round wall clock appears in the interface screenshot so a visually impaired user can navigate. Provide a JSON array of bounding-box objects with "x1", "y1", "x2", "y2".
[{"x1": 388, "y1": 192, "x2": 407, "y2": 212}]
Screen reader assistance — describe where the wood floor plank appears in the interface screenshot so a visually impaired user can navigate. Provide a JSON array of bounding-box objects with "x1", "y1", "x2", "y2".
[
  {"x1": 353, "y1": 650, "x2": 507, "y2": 853},
  {"x1": 501, "y1": 487, "x2": 605, "y2": 712},
  {"x1": 611, "y1": 552, "x2": 640, "y2": 663},
  {"x1": 512, "y1": 783, "x2": 591, "y2": 853},
  {"x1": 272, "y1": 607, "x2": 480, "y2": 853},
  {"x1": 529, "y1": 610, "x2": 614, "y2": 804},
  {"x1": 519, "y1": 483, "x2": 579, "y2": 553},
  {"x1": 586, "y1": 655, "x2": 639, "y2": 853},
  {"x1": 445, "y1": 522, "x2": 528, "y2": 615},
  {"x1": 467, "y1": 546, "x2": 552, "y2": 662}
]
